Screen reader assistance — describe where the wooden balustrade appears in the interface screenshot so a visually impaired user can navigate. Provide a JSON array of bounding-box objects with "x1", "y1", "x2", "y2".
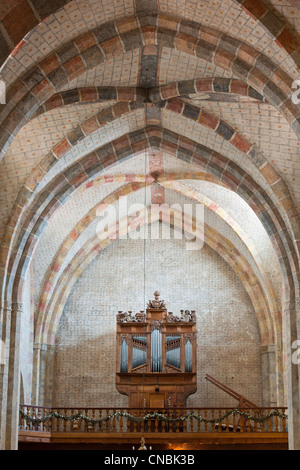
[{"x1": 19, "y1": 405, "x2": 288, "y2": 435}]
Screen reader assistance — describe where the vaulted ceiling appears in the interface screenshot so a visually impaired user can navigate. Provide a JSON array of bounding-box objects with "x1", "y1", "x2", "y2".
[{"x1": 0, "y1": 0, "x2": 299, "y2": 360}]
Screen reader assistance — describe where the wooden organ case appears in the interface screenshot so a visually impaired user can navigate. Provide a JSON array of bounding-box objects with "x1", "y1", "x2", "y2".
[{"x1": 116, "y1": 292, "x2": 197, "y2": 409}]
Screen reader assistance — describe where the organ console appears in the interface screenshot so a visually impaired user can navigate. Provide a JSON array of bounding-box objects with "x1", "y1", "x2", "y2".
[{"x1": 116, "y1": 291, "x2": 197, "y2": 409}]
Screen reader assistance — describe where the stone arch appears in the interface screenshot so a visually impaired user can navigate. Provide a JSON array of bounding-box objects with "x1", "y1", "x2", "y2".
[
  {"x1": 1, "y1": 127, "x2": 298, "y2": 310},
  {"x1": 0, "y1": 0, "x2": 299, "y2": 71},
  {"x1": 16, "y1": 95, "x2": 297, "y2": 249},
  {"x1": 36, "y1": 78, "x2": 265, "y2": 116},
  {"x1": 34, "y1": 181, "x2": 280, "y2": 346}
]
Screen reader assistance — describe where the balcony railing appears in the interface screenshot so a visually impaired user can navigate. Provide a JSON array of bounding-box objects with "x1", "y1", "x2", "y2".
[{"x1": 19, "y1": 405, "x2": 288, "y2": 435}]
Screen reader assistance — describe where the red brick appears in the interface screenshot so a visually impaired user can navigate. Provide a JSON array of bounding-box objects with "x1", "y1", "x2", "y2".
[
  {"x1": 231, "y1": 80, "x2": 249, "y2": 96},
  {"x1": 32, "y1": 79, "x2": 53, "y2": 99},
  {"x1": 238, "y1": 43, "x2": 260, "y2": 66},
  {"x1": 276, "y1": 28, "x2": 299, "y2": 54},
  {"x1": 44, "y1": 94, "x2": 64, "y2": 111},
  {"x1": 160, "y1": 83, "x2": 178, "y2": 100},
  {"x1": 214, "y1": 49, "x2": 235, "y2": 71},
  {"x1": 117, "y1": 87, "x2": 136, "y2": 101},
  {"x1": 113, "y1": 135, "x2": 130, "y2": 151},
  {"x1": 261, "y1": 163, "x2": 281, "y2": 185},
  {"x1": 249, "y1": 68, "x2": 268, "y2": 91},
  {"x1": 112, "y1": 102, "x2": 130, "y2": 118},
  {"x1": 102, "y1": 153, "x2": 117, "y2": 168},
  {"x1": 200, "y1": 26, "x2": 222, "y2": 46},
  {"x1": 165, "y1": 99, "x2": 184, "y2": 114},
  {"x1": 175, "y1": 34, "x2": 196, "y2": 54}
]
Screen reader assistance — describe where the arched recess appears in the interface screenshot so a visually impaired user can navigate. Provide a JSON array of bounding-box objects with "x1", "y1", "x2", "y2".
[
  {"x1": 0, "y1": 12, "x2": 299, "y2": 161},
  {"x1": 33, "y1": 205, "x2": 281, "y2": 408}
]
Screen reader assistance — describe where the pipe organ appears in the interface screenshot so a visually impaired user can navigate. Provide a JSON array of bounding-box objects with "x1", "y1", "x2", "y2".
[{"x1": 116, "y1": 292, "x2": 197, "y2": 408}]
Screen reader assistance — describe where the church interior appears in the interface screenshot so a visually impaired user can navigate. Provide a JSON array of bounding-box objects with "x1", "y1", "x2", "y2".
[{"x1": 0, "y1": 0, "x2": 299, "y2": 451}]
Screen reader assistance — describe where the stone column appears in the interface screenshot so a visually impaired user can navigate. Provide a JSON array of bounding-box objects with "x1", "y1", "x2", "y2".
[
  {"x1": 38, "y1": 344, "x2": 55, "y2": 407},
  {"x1": 4, "y1": 302, "x2": 23, "y2": 450},
  {"x1": 31, "y1": 344, "x2": 41, "y2": 405},
  {"x1": 284, "y1": 298, "x2": 300, "y2": 450}
]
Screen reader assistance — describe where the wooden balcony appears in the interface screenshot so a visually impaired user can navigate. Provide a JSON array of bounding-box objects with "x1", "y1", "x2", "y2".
[{"x1": 18, "y1": 405, "x2": 288, "y2": 450}]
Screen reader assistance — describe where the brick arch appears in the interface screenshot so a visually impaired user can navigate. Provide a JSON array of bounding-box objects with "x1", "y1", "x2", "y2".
[
  {"x1": 37, "y1": 206, "x2": 275, "y2": 348},
  {"x1": 79, "y1": 171, "x2": 225, "y2": 193},
  {"x1": 1, "y1": 126, "x2": 298, "y2": 447},
  {"x1": 0, "y1": 13, "x2": 298, "y2": 161},
  {"x1": 37, "y1": 78, "x2": 265, "y2": 116},
  {"x1": 1, "y1": 126, "x2": 298, "y2": 307},
  {"x1": 34, "y1": 180, "x2": 281, "y2": 348},
  {"x1": 236, "y1": 0, "x2": 300, "y2": 61}
]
